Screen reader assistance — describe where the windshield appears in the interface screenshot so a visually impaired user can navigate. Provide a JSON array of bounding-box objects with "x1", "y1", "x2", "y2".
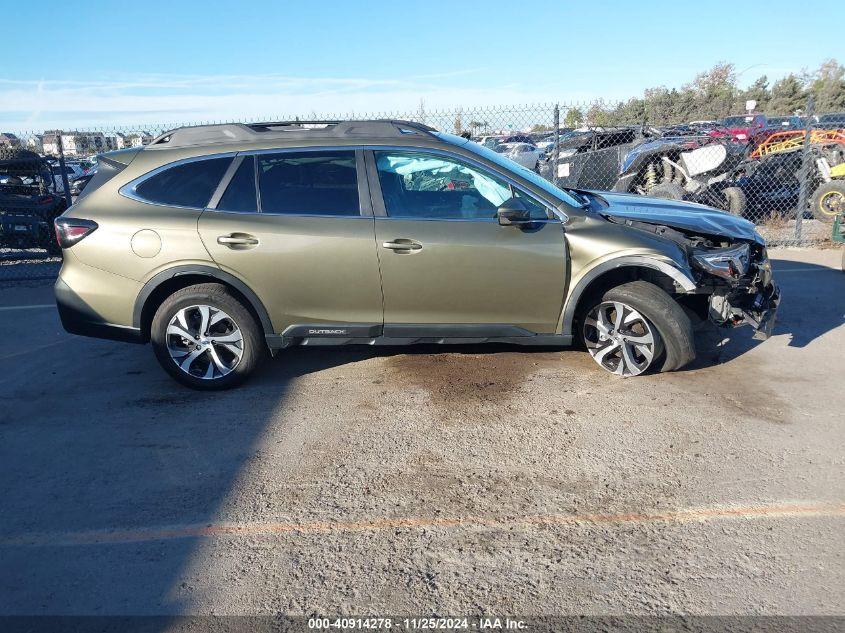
[{"x1": 435, "y1": 132, "x2": 584, "y2": 207}]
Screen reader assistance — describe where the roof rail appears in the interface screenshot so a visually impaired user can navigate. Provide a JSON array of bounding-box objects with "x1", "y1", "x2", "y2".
[{"x1": 147, "y1": 119, "x2": 439, "y2": 150}]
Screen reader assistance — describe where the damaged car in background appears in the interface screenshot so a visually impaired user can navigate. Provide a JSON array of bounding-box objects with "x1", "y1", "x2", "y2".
[{"x1": 1, "y1": 147, "x2": 66, "y2": 256}]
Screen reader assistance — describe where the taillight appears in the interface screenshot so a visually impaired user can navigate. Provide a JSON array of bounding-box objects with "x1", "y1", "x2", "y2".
[
  {"x1": 54, "y1": 218, "x2": 98, "y2": 249},
  {"x1": 38, "y1": 195, "x2": 55, "y2": 205}
]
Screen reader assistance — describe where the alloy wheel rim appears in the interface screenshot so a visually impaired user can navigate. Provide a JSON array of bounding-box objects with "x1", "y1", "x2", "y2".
[
  {"x1": 166, "y1": 305, "x2": 244, "y2": 380},
  {"x1": 820, "y1": 191, "x2": 843, "y2": 215},
  {"x1": 583, "y1": 301, "x2": 658, "y2": 377}
]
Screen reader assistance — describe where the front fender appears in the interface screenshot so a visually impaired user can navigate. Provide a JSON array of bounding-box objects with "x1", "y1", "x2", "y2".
[{"x1": 559, "y1": 254, "x2": 697, "y2": 335}]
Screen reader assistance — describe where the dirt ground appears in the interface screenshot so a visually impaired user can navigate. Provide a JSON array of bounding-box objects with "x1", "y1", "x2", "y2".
[{"x1": 0, "y1": 247, "x2": 843, "y2": 617}]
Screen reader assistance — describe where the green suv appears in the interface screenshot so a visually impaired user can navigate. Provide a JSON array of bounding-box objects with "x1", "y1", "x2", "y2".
[{"x1": 54, "y1": 120, "x2": 779, "y2": 389}]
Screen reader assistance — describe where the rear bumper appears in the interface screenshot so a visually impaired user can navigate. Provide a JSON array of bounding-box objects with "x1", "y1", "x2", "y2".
[{"x1": 55, "y1": 277, "x2": 143, "y2": 344}]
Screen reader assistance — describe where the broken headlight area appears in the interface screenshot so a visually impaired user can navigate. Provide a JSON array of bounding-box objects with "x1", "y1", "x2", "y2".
[
  {"x1": 692, "y1": 242, "x2": 780, "y2": 340},
  {"x1": 691, "y1": 243, "x2": 751, "y2": 280}
]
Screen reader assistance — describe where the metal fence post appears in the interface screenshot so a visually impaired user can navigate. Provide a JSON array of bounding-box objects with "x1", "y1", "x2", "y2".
[
  {"x1": 56, "y1": 134, "x2": 73, "y2": 207},
  {"x1": 552, "y1": 104, "x2": 560, "y2": 187},
  {"x1": 794, "y1": 95, "x2": 815, "y2": 243}
]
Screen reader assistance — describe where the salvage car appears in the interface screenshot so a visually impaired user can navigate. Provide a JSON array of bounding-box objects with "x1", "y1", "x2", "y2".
[
  {"x1": 495, "y1": 142, "x2": 544, "y2": 170},
  {"x1": 710, "y1": 114, "x2": 768, "y2": 142},
  {"x1": 54, "y1": 120, "x2": 779, "y2": 388},
  {"x1": 541, "y1": 127, "x2": 644, "y2": 188},
  {"x1": 1, "y1": 147, "x2": 66, "y2": 255},
  {"x1": 612, "y1": 135, "x2": 748, "y2": 215}
]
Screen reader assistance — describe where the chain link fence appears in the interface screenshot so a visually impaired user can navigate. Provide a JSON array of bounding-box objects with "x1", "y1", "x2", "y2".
[{"x1": 2, "y1": 99, "x2": 843, "y2": 281}]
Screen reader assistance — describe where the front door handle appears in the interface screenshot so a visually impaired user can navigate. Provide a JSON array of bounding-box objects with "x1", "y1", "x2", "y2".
[
  {"x1": 382, "y1": 239, "x2": 422, "y2": 252},
  {"x1": 217, "y1": 234, "x2": 259, "y2": 248}
]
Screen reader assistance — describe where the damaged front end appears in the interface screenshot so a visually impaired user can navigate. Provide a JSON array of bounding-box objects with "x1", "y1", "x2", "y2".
[
  {"x1": 605, "y1": 211, "x2": 780, "y2": 340},
  {"x1": 690, "y1": 241, "x2": 780, "y2": 340}
]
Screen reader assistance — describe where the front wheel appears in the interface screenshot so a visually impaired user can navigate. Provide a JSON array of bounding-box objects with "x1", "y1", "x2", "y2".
[
  {"x1": 151, "y1": 283, "x2": 265, "y2": 390},
  {"x1": 581, "y1": 281, "x2": 695, "y2": 377}
]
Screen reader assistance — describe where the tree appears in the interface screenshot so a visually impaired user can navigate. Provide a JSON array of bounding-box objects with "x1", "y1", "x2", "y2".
[
  {"x1": 737, "y1": 75, "x2": 770, "y2": 112},
  {"x1": 563, "y1": 107, "x2": 583, "y2": 128},
  {"x1": 453, "y1": 108, "x2": 463, "y2": 135},
  {"x1": 685, "y1": 62, "x2": 738, "y2": 119},
  {"x1": 585, "y1": 101, "x2": 612, "y2": 127},
  {"x1": 809, "y1": 59, "x2": 845, "y2": 112},
  {"x1": 768, "y1": 74, "x2": 807, "y2": 114},
  {"x1": 468, "y1": 120, "x2": 488, "y2": 135}
]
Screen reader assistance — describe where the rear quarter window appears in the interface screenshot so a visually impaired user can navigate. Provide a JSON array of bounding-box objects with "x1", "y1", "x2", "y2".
[{"x1": 133, "y1": 157, "x2": 233, "y2": 208}]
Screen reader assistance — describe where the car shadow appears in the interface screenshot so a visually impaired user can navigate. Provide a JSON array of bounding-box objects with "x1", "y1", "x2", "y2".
[
  {"x1": 0, "y1": 319, "x2": 369, "y2": 618},
  {"x1": 684, "y1": 257, "x2": 844, "y2": 369}
]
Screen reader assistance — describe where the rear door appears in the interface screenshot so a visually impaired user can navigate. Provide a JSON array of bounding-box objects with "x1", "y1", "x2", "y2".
[{"x1": 197, "y1": 149, "x2": 383, "y2": 335}]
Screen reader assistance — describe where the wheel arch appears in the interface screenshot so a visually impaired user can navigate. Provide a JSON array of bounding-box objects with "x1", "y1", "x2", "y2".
[
  {"x1": 133, "y1": 265, "x2": 274, "y2": 342},
  {"x1": 560, "y1": 256, "x2": 697, "y2": 336}
]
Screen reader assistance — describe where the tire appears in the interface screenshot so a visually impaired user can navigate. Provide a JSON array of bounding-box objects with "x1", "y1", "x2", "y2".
[
  {"x1": 810, "y1": 181, "x2": 845, "y2": 223},
  {"x1": 581, "y1": 280, "x2": 695, "y2": 376},
  {"x1": 720, "y1": 186, "x2": 747, "y2": 216},
  {"x1": 647, "y1": 182, "x2": 686, "y2": 201},
  {"x1": 150, "y1": 283, "x2": 265, "y2": 390}
]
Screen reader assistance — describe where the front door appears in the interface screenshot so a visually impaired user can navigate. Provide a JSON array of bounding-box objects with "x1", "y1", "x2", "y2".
[
  {"x1": 367, "y1": 149, "x2": 567, "y2": 336},
  {"x1": 198, "y1": 149, "x2": 383, "y2": 335}
]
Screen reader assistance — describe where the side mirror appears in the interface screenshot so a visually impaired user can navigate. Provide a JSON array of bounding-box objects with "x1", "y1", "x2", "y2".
[{"x1": 497, "y1": 197, "x2": 531, "y2": 226}]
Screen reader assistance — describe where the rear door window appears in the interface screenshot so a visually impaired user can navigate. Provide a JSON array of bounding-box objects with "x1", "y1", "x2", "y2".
[
  {"x1": 257, "y1": 151, "x2": 359, "y2": 215},
  {"x1": 134, "y1": 156, "x2": 232, "y2": 208}
]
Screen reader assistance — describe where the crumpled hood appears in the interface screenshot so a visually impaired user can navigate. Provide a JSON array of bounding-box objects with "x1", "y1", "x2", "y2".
[{"x1": 596, "y1": 191, "x2": 762, "y2": 243}]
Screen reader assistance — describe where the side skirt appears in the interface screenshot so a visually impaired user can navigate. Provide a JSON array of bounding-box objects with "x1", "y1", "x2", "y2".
[{"x1": 267, "y1": 323, "x2": 573, "y2": 350}]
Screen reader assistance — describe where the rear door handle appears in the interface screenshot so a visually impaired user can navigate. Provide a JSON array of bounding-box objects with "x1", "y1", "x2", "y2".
[
  {"x1": 382, "y1": 239, "x2": 422, "y2": 252},
  {"x1": 217, "y1": 234, "x2": 259, "y2": 247}
]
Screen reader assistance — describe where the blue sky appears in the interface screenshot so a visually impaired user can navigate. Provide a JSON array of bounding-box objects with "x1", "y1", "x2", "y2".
[{"x1": 1, "y1": 0, "x2": 842, "y2": 131}]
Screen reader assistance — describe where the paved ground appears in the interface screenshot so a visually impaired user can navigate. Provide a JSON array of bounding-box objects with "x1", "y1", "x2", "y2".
[{"x1": 0, "y1": 248, "x2": 843, "y2": 617}]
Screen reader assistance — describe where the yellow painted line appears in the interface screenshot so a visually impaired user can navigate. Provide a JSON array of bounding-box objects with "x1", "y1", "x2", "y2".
[{"x1": 2, "y1": 501, "x2": 842, "y2": 547}]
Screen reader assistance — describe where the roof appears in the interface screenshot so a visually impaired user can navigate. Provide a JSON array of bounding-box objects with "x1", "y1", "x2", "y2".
[{"x1": 146, "y1": 119, "x2": 439, "y2": 150}]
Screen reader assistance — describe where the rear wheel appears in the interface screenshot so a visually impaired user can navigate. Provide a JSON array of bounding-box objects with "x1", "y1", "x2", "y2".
[
  {"x1": 811, "y1": 181, "x2": 845, "y2": 223},
  {"x1": 151, "y1": 284, "x2": 265, "y2": 390},
  {"x1": 581, "y1": 281, "x2": 695, "y2": 376}
]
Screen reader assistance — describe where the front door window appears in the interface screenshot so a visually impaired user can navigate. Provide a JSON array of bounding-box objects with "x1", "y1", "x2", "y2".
[{"x1": 373, "y1": 151, "x2": 547, "y2": 220}]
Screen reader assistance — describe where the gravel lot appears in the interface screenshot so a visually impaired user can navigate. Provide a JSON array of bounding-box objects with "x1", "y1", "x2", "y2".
[{"x1": 0, "y1": 247, "x2": 843, "y2": 617}]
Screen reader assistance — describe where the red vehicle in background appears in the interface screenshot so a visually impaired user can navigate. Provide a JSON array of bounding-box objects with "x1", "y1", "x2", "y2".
[{"x1": 709, "y1": 114, "x2": 768, "y2": 142}]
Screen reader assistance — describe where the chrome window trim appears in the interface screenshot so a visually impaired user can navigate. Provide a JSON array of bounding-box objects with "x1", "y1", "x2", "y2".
[
  {"x1": 373, "y1": 216, "x2": 561, "y2": 224},
  {"x1": 118, "y1": 152, "x2": 237, "y2": 210}
]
